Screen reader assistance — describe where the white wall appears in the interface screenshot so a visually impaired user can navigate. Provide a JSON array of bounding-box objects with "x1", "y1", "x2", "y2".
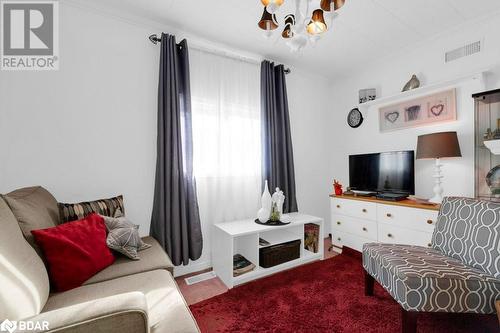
[
  {"x1": 328, "y1": 14, "x2": 500, "y2": 200},
  {"x1": 0, "y1": 2, "x2": 332, "y2": 274},
  {"x1": 287, "y1": 69, "x2": 331, "y2": 230}
]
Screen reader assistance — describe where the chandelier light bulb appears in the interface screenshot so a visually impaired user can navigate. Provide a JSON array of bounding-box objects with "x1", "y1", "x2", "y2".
[
  {"x1": 306, "y1": 9, "x2": 327, "y2": 35},
  {"x1": 260, "y1": 0, "x2": 284, "y2": 7},
  {"x1": 266, "y1": 3, "x2": 279, "y2": 14}
]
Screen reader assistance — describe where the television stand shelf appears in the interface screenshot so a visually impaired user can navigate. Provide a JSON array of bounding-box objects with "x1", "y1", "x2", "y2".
[{"x1": 212, "y1": 213, "x2": 324, "y2": 289}]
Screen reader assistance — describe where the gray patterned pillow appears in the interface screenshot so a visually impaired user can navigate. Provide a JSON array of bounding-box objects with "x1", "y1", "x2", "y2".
[{"x1": 101, "y1": 212, "x2": 151, "y2": 260}]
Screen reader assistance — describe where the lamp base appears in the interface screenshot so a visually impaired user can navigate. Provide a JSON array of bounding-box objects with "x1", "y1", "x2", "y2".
[
  {"x1": 429, "y1": 195, "x2": 443, "y2": 204},
  {"x1": 429, "y1": 158, "x2": 444, "y2": 204}
]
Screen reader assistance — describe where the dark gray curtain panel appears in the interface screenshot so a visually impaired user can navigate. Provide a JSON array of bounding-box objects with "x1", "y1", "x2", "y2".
[
  {"x1": 261, "y1": 60, "x2": 298, "y2": 213},
  {"x1": 150, "y1": 33, "x2": 203, "y2": 266}
]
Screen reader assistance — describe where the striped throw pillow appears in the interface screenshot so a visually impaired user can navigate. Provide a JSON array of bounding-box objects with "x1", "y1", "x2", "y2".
[{"x1": 59, "y1": 195, "x2": 124, "y2": 223}]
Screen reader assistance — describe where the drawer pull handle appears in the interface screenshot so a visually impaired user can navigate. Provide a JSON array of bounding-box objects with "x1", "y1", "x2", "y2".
[
  {"x1": 427, "y1": 220, "x2": 433, "y2": 225},
  {"x1": 428, "y1": 243, "x2": 432, "y2": 247},
  {"x1": 337, "y1": 221, "x2": 341, "y2": 225},
  {"x1": 362, "y1": 209, "x2": 367, "y2": 213},
  {"x1": 362, "y1": 227, "x2": 367, "y2": 232},
  {"x1": 387, "y1": 233, "x2": 393, "y2": 238},
  {"x1": 337, "y1": 237, "x2": 341, "y2": 241},
  {"x1": 336, "y1": 205, "x2": 341, "y2": 208},
  {"x1": 386, "y1": 213, "x2": 392, "y2": 218}
]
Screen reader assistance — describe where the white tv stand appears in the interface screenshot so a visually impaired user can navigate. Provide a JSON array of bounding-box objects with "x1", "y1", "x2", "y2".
[
  {"x1": 212, "y1": 213, "x2": 324, "y2": 289},
  {"x1": 330, "y1": 195, "x2": 440, "y2": 252}
]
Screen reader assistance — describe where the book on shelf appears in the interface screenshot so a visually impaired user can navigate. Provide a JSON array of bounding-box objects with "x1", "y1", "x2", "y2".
[
  {"x1": 259, "y1": 237, "x2": 270, "y2": 246},
  {"x1": 233, "y1": 254, "x2": 255, "y2": 277}
]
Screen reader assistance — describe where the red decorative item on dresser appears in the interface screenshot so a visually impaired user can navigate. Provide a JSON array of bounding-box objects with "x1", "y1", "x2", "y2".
[
  {"x1": 333, "y1": 179, "x2": 343, "y2": 195},
  {"x1": 31, "y1": 213, "x2": 115, "y2": 291}
]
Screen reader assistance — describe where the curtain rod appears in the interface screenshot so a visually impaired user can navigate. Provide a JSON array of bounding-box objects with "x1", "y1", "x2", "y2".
[{"x1": 149, "y1": 34, "x2": 291, "y2": 74}]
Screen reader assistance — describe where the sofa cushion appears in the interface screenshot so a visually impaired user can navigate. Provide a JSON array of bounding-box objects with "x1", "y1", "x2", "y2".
[
  {"x1": 32, "y1": 213, "x2": 115, "y2": 292},
  {"x1": 43, "y1": 269, "x2": 200, "y2": 333},
  {"x1": 59, "y1": 195, "x2": 124, "y2": 223},
  {"x1": 103, "y1": 215, "x2": 152, "y2": 260},
  {"x1": 2, "y1": 186, "x2": 60, "y2": 254},
  {"x1": 363, "y1": 243, "x2": 500, "y2": 314},
  {"x1": 83, "y1": 236, "x2": 174, "y2": 285},
  {"x1": 432, "y1": 197, "x2": 500, "y2": 279},
  {"x1": 0, "y1": 197, "x2": 50, "y2": 320}
]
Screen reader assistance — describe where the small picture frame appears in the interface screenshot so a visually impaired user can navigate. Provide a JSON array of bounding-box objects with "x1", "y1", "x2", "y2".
[{"x1": 359, "y1": 88, "x2": 377, "y2": 104}]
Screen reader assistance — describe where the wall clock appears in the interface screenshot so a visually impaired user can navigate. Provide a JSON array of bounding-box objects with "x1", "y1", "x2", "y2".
[{"x1": 347, "y1": 108, "x2": 363, "y2": 128}]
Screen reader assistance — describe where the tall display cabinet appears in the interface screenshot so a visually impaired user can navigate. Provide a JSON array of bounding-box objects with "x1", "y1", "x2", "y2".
[{"x1": 473, "y1": 89, "x2": 500, "y2": 202}]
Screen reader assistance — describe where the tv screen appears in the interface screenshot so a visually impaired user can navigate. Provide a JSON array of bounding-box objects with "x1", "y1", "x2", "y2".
[{"x1": 349, "y1": 151, "x2": 415, "y2": 195}]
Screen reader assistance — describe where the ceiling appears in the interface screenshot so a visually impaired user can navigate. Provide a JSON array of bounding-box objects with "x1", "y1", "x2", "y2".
[{"x1": 81, "y1": 0, "x2": 500, "y2": 78}]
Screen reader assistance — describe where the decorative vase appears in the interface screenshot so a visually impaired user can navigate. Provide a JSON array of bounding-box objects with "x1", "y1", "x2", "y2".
[
  {"x1": 334, "y1": 186, "x2": 343, "y2": 196},
  {"x1": 257, "y1": 208, "x2": 270, "y2": 223},
  {"x1": 269, "y1": 202, "x2": 281, "y2": 222},
  {"x1": 261, "y1": 180, "x2": 272, "y2": 211}
]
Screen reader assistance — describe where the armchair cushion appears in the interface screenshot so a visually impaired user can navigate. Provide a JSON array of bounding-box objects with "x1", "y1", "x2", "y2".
[
  {"x1": 363, "y1": 243, "x2": 500, "y2": 314},
  {"x1": 432, "y1": 197, "x2": 500, "y2": 279},
  {"x1": 26, "y1": 292, "x2": 148, "y2": 333}
]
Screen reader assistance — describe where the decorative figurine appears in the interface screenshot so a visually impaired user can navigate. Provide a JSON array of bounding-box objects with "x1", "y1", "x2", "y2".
[
  {"x1": 402, "y1": 74, "x2": 420, "y2": 92},
  {"x1": 272, "y1": 187, "x2": 285, "y2": 215},
  {"x1": 333, "y1": 180, "x2": 343, "y2": 196}
]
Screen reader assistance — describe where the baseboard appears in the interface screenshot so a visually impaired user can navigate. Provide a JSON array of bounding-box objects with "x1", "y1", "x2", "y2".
[{"x1": 173, "y1": 260, "x2": 212, "y2": 278}]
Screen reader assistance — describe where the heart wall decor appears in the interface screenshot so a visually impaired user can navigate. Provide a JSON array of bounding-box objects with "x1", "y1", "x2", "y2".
[
  {"x1": 430, "y1": 104, "x2": 445, "y2": 117},
  {"x1": 385, "y1": 111, "x2": 399, "y2": 123},
  {"x1": 378, "y1": 89, "x2": 456, "y2": 132}
]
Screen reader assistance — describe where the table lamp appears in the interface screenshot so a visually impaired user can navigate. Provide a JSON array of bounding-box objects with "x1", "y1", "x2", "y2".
[{"x1": 416, "y1": 131, "x2": 462, "y2": 204}]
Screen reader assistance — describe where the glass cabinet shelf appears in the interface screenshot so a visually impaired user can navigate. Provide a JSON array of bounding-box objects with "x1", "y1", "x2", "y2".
[{"x1": 473, "y1": 89, "x2": 500, "y2": 202}]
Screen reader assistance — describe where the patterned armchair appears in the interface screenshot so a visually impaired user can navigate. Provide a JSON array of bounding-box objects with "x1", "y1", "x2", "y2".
[{"x1": 363, "y1": 197, "x2": 500, "y2": 333}]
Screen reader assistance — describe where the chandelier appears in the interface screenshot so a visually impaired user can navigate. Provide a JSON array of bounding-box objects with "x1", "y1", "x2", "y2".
[{"x1": 258, "y1": 0, "x2": 346, "y2": 52}]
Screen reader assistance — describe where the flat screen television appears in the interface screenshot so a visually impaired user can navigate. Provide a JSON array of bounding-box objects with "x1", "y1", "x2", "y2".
[{"x1": 349, "y1": 151, "x2": 415, "y2": 195}]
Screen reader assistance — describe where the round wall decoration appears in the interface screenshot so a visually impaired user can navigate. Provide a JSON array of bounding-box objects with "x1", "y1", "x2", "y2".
[{"x1": 347, "y1": 108, "x2": 363, "y2": 128}]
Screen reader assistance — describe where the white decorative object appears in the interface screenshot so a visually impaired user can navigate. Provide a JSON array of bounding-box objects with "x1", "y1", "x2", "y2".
[
  {"x1": 257, "y1": 208, "x2": 270, "y2": 223},
  {"x1": 272, "y1": 187, "x2": 285, "y2": 214},
  {"x1": 257, "y1": 180, "x2": 272, "y2": 222},
  {"x1": 261, "y1": 180, "x2": 272, "y2": 211},
  {"x1": 484, "y1": 139, "x2": 500, "y2": 155},
  {"x1": 430, "y1": 158, "x2": 444, "y2": 204}
]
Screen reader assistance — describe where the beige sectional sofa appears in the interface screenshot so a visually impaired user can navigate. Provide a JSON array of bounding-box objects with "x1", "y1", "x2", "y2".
[{"x1": 0, "y1": 188, "x2": 200, "y2": 333}]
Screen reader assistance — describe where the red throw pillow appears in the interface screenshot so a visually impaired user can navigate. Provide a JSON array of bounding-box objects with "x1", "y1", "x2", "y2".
[{"x1": 32, "y1": 213, "x2": 115, "y2": 291}]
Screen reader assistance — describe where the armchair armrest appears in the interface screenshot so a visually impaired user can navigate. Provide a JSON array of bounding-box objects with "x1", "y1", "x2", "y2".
[{"x1": 25, "y1": 292, "x2": 149, "y2": 333}]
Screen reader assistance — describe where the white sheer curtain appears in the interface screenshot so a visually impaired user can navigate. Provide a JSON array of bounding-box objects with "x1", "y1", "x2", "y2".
[{"x1": 189, "y1": 48, "x2": 261, "y2": 261}]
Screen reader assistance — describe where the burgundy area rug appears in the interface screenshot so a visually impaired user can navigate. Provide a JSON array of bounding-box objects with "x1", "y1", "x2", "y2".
[{"x1": 190, "y1": 251, "x2": 498, "y2": 333}]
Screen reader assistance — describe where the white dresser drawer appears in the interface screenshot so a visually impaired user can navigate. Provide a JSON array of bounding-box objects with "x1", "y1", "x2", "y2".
[
  {"x1": 377, "y1": 204, "x2": 438, "y2": 233},
  {"x1": 378, "y1": 223, "x2": 433, "y2": 248},
  {"x1": 331, "y1": 198, "x2": 377, "y2": 221},
  {"x1": 331, "y1": 215, "x2": 377, "y2": 240},
  {"x1": 331, "y1": 230, "x2": 374, "y2": 252}
]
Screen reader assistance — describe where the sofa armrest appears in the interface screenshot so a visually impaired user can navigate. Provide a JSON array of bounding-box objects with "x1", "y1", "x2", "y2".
[{"x1": 25, "y1": 292, "x2": 149, "y2": 333}]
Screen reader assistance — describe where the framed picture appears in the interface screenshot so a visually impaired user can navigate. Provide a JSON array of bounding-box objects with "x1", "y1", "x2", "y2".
[{"x1": 379, "y1": 89, "x2": 456, "y2": 132}]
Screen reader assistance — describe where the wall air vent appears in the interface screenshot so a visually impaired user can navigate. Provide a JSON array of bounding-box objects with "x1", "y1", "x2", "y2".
[{"x1": 445, "y1": 41, "x2": 481, "y2": 63}]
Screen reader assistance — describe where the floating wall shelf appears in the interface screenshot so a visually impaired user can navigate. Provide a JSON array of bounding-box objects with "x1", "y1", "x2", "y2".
[{"x1": 358, "y1": 71, "x2": 488, "y2": 111}]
